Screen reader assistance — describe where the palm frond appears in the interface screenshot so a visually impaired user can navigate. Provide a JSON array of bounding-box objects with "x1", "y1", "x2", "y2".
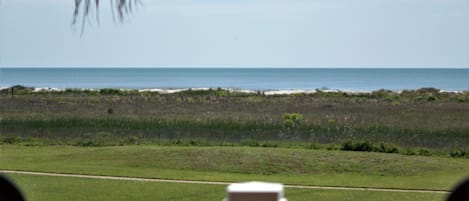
[{"x1": 72, "y1": 0, "x2": 142, "y2": 36}]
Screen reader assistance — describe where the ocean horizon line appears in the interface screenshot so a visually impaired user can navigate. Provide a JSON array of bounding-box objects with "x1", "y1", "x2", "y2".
[
  {"x1": 2, "y1": 68, "x2": 468, "y2": 92},
  {"x1": 1, "y1": 67, "x2": 469, "y2": 69}
]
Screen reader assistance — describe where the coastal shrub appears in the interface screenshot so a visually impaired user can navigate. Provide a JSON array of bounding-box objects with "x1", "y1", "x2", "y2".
[
  {"x1": 374, "y1": 143, "x2": 399, "y2": 153},
  {"x1": 341, "y1": 141, "x2": 399, "y2": 153},
  {"x1": 449, "y1": 150, "x2": 468, "y2": 158},
  {"x1": 457, "y1": 97, "x2": 467, "y2": 102},
  {"x1": 341, "y1": 141, "x2": 373, "y2": 152},
  {"x1": 415, "y1": 96, "x2": 424, "y2": 102},
  {"x1": 1, "y1": 136, "x2": 23, "y2": 144},
  {"x1": 418, "y1": 148, "x2": 432, "y2": 156},
  {"x1": 383, "y1": 96, "x2": 394, "y2": 102},
  {"x1": 167, "y1": 139, "x2": 206, "y2": 146},
  {"x1": 427, "y1": 96, "x2": 437, "y2": 102},
  {"x1": 23, "y1": 140, "x2": 45, "y2": 146},
  {"x1": 353, "y1": 141, "x2": 373, "y2": 152},
  {"x1": 83, "y1": 89, "x2": 98, "y2": 95},
  {"x1": 99, "y1": 88, "x2": 122, "y2": 95},
  {"x1": 283, "y1": 113, "x2": 303, "y2": 129},
  {"x1": 282, "y1": 113, "x2": 303, "y2": 139},
  {"x1": 371, "y1": 89, "x2": 394, "y2": 99},
  {"x1": 65, "y1": 88, "x2": 79, "y2": 93},
  {"x1": 188, "y1": 140, "x2": 198, "y2": 146},
  {"x1": 260, "y1": 142, "x2": 278, "y2": 148},
  {"x1": 240, "y1": 139, "x2": 259, "y2": 147},
  {"x1": 405, "y1": 148, "x2": 417, "y2": 156},
  {"x1": 327, "y1": 144, "x2": 339, "y2": 150},
  {"x1": 215, "y1": 88, "x2": 228, "y2": 97},
  {"x1": 415, "y1": 96, "x2": 437, "y2": 102}
]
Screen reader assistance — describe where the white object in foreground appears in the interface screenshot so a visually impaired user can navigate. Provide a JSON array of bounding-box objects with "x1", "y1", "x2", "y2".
[{"x1": 224, "y1": 182, "x2": 287, "y2": 201}]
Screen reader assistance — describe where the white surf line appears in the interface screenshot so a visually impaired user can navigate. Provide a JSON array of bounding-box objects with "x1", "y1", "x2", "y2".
[{"x1": 0, "y1": 170, "x2": 449, "y2": 194}]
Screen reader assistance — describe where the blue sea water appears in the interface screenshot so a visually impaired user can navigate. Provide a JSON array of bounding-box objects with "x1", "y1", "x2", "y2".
[{"x1": 0, "y1": 68, "x2": 468, "y2": 91}]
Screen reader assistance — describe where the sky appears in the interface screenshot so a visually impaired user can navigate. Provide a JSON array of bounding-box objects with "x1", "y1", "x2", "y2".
[{"x1": 0, "y1": 0, "x2": 468, "y2": 67}]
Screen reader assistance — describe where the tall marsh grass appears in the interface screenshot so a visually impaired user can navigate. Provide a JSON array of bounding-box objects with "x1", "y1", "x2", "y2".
[
  {"x1": 1, "y1": 87, "x2": 469, "y2": 157},
  {"x1": 2, "y1": 117, "x2": 468, "y2": 149}
]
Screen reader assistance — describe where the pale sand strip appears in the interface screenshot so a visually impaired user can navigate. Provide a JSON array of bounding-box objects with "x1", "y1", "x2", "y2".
[{"x1": 0, "y1": 170, "x2": 449, "y2": 194}]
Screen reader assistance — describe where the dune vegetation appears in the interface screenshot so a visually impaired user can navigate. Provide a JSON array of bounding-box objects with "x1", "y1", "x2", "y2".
[{"x1": 1, "y1": 86, "x2": 469, "y2": 157}]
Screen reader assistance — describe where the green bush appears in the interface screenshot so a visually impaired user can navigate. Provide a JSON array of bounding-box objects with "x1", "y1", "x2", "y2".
[
  {"x1": 2, "y1": 136, "x2": 23, "y2": 144},
  {"x1": 371, "y1": 89, "x2": 394, "y2": 99},
  {"x1": 457, "y1": 97, "x2": 467, "y2": 102},
  {"x1": 283, "y1": 113, "x2": 303, "y2": 131},
  {"x1": 341, "y1": 142, "x2": 399, "y2": 153},
  {"x1": 427, "y1": 96, "x2": 437, "y2": 101},
  {"x1": 240, "y1": 139, "x2": 259, "y2": 147},
  {"x1": 281, "y1": 113, "x2": 303, "y2": 139},
  {"x1": 327, "y1": 144, "x2": 339, "y2": 150},
  {"x1": 405, "y1": 148, "x2": 417, "y2": 156},
  {"x1": 260, "y1": 142, "x2": 278, "y2": 148},
  {"x1": 449, "y1": 150, "x2": 468, "y2": 158},
  {"x1": 418, "y1": 148, "x2": 432, "y2": 156},
  {"x1": 374, "y1": 143, "x2": 400, "y2": 153},
  {"x1": 99, "y1": 88, "x2": 123, "y2": 95},
  {"x1": 341, "y1": 141, "x2": 373, "y2": 152}
]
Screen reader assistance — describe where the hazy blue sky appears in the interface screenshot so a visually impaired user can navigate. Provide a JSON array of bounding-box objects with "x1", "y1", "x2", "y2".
[{"x1": 0, "y1": 0, "x2": 468, "y2": 67}]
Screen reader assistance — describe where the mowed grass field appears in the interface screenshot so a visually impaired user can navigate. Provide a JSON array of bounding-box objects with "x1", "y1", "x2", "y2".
[
  {"x1": 1, "y1": 145, "x2": 468, "y2": 191},
  {"x1": 5, "y1": 174, "x2": 447, "y2": 201}
]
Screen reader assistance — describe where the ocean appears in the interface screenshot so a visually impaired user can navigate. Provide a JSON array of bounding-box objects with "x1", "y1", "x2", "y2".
[{"x1": 0, "y1": 68, "x2": 468, "y2": 92}]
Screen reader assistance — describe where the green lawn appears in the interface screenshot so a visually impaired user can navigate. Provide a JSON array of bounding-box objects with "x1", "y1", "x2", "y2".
[
  {"x1": 1, "y1": 145, "x2": 468, "y2": 190},
  {"x1": 6, "y1": 174, "x2": 447, "y2": 201}
]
